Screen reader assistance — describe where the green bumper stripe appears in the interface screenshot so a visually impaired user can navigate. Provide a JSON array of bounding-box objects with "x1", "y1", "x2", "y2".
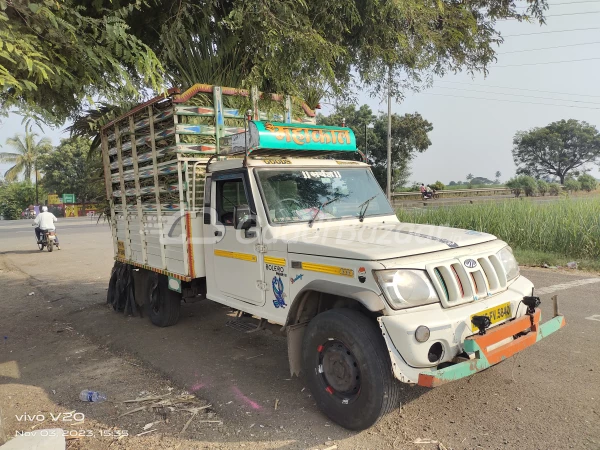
[{"x1": 536, "y1": 314, "x2": 565, "y2": 342}]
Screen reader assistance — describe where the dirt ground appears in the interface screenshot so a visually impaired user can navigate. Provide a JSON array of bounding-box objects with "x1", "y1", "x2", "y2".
[
  {"x1": 0, "y1": 260, "x2": 237, "y2": 450},
  {"x1": 1, "y1": 219, "x2": 599, "y2": 449}
]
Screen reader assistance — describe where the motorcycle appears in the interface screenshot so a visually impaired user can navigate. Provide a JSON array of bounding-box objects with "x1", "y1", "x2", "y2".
[
  {"x1": 421, "y1": 189, "x2": 437, "y2": 200},
  {"x1": 34, "y1": 227, "x2": 57, "y2": 252}
]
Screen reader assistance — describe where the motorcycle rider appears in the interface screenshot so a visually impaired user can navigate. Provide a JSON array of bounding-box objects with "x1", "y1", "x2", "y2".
[
  {"x1": 420, "y1": 183, "x2": 433, "y2": 200},
  {"x1": 33, "y1": 206, "x2": 60, "y2": 250}
]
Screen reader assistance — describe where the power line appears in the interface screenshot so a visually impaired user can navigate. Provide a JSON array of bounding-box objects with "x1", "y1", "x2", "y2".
[
  {"x1": 503, "y1": 26, "x2": 600, "y2": 37},
  {"x1": 544, "y1": 9, "x2": 600, "y2": 15},
  {"x1": 420, "y1": 92, "x2": 600, "y2": 110},
  {"x1": 434, "y1": 86, "x2": 600, "y2": 105},
  {"x1": 494, "y1": 56, "x2": 600, "y2": 67},
  {"x1": 436, "y1": 80, "x2": 600, "y2": 98},
  {"x1": 519, "y1": 0, "x2": 600, "y2": 5},
  {"x1": 498, "y1": 40, "x2": 600, "y2": 54},
  {"x1": 549, "y1": 0, "x2": 600, "y2": 4},
  {"x1": 502, "y1": 10, "x2": 600, "y2": 18}
]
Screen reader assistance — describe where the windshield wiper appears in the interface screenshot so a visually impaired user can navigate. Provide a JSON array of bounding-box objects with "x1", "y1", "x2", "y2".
[
  {"x1": 308, "y1": 197, "x2": 340, "y2": 227},
  {"x1": 358, "y1": 194, "x2": 378, "y2": 222}
]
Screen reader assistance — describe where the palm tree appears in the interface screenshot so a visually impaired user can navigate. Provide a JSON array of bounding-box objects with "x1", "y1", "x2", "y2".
[
  {"x1": 466, "y1": 173, "x2": 474, "y2": 182},
  {"x1": 1, "y1": 128, "x2": 52, "y2": 182}
]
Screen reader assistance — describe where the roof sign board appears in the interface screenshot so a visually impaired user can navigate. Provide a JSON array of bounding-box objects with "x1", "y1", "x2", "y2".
[{"x1": 220, "y1": 121, "x2": 357, "y2": 157}]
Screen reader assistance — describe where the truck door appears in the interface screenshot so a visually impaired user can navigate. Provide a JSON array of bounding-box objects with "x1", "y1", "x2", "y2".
[{"x1": 207, "y1": 171, "x2": 265, "y2": 306}]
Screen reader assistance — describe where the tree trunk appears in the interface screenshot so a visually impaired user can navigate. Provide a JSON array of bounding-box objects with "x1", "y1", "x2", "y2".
[{"x1": 559, "y1": 174, "x2": 565, "y2": 184}]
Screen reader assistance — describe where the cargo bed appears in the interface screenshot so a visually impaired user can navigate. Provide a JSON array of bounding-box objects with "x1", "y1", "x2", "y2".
[{"x1": 100, "y1": 84, "x2": 317, "y2": 281}]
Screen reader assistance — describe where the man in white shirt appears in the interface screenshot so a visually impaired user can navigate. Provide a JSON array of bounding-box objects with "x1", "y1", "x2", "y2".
[{"x1": 33, "y1": 206, "x2": 60, "y2": 249}]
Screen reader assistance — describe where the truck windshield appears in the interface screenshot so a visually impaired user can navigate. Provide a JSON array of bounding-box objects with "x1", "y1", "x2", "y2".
[{"x1": 256, "y1": 168, "x2": 394, "y2": 224}]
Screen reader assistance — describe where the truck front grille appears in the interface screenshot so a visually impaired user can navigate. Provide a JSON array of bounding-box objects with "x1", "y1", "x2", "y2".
[{"x1": 428, "y1": 254, "x2": 508, "y2": 307}]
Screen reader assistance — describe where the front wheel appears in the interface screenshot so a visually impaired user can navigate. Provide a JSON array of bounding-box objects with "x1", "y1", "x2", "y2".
[{"x1": 302, "y1": 309, "x2": 401, "y2": 430}]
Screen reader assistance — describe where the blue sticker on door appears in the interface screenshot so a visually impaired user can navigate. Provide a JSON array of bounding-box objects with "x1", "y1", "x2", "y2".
[{"x1": 272, "y1": 276, "x2": 287, "y2": 308}]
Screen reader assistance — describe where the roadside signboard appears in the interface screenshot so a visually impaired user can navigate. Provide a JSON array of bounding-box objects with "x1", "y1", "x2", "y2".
[
  {"x1": 62, "y1": 194, "x2": 76, "y2": 204},
  {"x1": 47, "y1": 194, "x2": 61, "y2": 205}
]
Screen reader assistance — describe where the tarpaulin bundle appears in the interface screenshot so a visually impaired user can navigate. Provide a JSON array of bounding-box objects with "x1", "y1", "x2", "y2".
[
  {"x1": 106, "y1": 262, "x2": 141, "y2": 317},
  {"x1": 148, "y1": 272, "x2": 160, "y2": 313}
]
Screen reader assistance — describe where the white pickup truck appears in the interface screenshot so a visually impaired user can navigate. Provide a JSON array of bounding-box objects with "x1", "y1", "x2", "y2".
[{"x1": 102, "y1": 84, "x2": 565, "y2": 430}]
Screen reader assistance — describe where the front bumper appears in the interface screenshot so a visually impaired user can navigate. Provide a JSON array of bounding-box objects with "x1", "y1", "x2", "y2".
[{"x1": 417, "y1": 308, "x2": 565, "y2": 387}]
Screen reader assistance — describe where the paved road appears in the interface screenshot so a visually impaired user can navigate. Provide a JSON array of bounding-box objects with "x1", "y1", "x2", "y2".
[{"x1": 0, "y1": 218, "x2": 599, "y2": 449}]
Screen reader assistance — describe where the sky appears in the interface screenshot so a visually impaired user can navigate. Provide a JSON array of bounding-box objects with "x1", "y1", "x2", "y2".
[{"x1": 1, "y1": 0, "x2": 600, "y2": 185}]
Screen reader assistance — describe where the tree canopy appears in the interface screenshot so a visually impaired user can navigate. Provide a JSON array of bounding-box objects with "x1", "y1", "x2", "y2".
[
  {"x1": 319, "y1": 105, "x2": 433, "y2": 189},
  {"x1": 39, "y1": 137, "x2": 105, "y2": 204},
  {"x1": 0, "y1": 180, "x2": 38, "y2": 219},
  {"x1": 0, "y1": 127, "x2": 51, "y2": 181},
  {"x1": 1, "y1": 0, "x2": 163, "y2": 125},
  {"x1": 2, "y1": 0, "x2": 549, "y2": 124},
  {"x1": 512, "y1": 119, "x2": 600, "y2": 184}
]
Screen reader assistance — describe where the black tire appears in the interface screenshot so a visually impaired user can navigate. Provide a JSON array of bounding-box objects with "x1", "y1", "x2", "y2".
[
  {"x1": 47, "y1": 241, "x2": 53, "y2": 252},
  {"x1": 302, "y1": 309, "x2": 401, "y2": 431},
  {"x1": 107, "y1": 264, "x2": 119, "y2": 309},
  {"x1": 146, "y1": 273, "x2": 181, "y2": 327}
]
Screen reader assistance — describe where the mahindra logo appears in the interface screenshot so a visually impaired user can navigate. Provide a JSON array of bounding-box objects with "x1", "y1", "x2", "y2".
[{"x1": 464, "y1": 259, "x2": 478, "y2": 269}]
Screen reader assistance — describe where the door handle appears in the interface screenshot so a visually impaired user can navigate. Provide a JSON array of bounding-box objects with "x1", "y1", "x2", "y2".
[{"x1": 214, "y1": 230, "x2": 222, "y2": 236}]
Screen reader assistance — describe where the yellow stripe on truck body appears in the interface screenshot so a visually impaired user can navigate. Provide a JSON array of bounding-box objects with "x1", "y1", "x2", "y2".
[
  {"x1": 299, "y1": 262, "x2": 354, "y2": 277},
  {"x1": 264, "y1": 256, "x2": 287, "y2": 266},
  {"x1": 214, "y1": 249, "x2": 257, "y2": 262}
]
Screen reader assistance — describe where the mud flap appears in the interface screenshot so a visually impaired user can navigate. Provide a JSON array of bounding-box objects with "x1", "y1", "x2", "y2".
[{"x1": 287, "y1": 322, "x2": 308, "y2": 377}]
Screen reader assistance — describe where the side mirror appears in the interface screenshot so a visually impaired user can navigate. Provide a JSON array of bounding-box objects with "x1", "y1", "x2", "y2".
[{"x1": 233, "y1": 205, "x2": 256, "y2": 230}]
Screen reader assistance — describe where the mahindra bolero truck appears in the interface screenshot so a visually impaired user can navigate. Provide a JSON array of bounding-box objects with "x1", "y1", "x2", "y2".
[{"x1": 101, "y1": 84, "x2": 565, "y2": 430}]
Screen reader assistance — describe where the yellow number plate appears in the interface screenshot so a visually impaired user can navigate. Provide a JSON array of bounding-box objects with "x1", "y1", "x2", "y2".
[{"x1": 470, "y1": 302, "x2": 512, "y2": 331}]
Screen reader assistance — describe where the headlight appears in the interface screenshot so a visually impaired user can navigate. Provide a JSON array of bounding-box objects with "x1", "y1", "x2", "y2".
[
  {"x1": 374, "y1": 270, "x2": 440, "y2": 310},
  {"x1": 496, "y1": 246, "x2": 520, "y2": 281}
]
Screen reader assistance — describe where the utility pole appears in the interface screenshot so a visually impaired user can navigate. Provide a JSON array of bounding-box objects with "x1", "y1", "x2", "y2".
[
  {"x1": 35, "y1": 159, "x2": 38, "y2": 205},
  {"x1": 386, "y1": 71, "x2": 392, "y2": 201},
  {"x1": 364, "y1": 122, "x2": 368, "y2": 161}
]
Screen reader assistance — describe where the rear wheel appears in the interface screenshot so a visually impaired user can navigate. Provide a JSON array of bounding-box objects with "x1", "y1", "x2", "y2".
[
  {"x1": 302, "y1": 309, "x2": 401, "y2": 430},
  {"x1": 146, "y1": 273, "x2": 181, "y2": 327},
  {"x1": 106, "y1": 264, "x2": 119, "y2": 310},
  {"x1": 47, "y1": 241, "x2": 53, "y2": 252}
]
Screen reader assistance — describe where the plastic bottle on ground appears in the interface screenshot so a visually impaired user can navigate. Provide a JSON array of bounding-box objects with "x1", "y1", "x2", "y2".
[{"x1": 79, "y1": 390, "x2": 107, "y2": 402}]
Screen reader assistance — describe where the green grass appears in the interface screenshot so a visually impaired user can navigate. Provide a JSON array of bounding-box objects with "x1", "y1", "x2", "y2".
[
  {"x1": 396, "y1": 197, "x2": 600, "y2": 261},
  {"x1": 512, "y1": 249, "x2": 600, "y2": 273}
]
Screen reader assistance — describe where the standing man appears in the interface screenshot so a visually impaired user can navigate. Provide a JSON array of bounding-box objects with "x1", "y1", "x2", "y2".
[{"x1": 33, "y1": 206, "x2": 60, "y2": 250}]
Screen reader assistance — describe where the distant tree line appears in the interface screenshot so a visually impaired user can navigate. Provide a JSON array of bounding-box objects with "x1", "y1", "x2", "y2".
[
  {"x1": 0, "y1": 129, "x2": 104, "y2": 220},
  {"x1": 318, "y1": 105, "x2": 433, "y2": 190}
]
